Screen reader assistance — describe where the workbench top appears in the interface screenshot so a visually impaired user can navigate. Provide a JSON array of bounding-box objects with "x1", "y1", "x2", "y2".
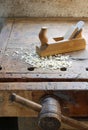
[
  {"x1": 0, "y1": 18, "x2": 88, "y2": 89},
  {"x1": 0, "y1": 18, "x2": 88, "y2": 118}
]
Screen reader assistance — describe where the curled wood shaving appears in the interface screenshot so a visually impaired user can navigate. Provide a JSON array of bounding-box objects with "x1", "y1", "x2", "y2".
[{"x1": 21, "y1": 50, "x2": 72, "y2": 70}]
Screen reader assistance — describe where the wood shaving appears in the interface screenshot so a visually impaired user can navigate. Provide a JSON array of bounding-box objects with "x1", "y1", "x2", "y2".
[
  {"x1": 5, "y1": 49, "x2": 72, "y2": 70},
  {"x1": 21, "y1": 50, "x2": 72, "y2": 70}
]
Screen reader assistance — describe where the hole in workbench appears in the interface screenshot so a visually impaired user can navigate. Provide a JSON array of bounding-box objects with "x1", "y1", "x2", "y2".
[
  {"x1": 60, "y1": 67, "x2": 67, "y2": 71},
  {"x1": 86, "y1": 68, "x2": 88, "y2": 71},
  {"x1": 0, "y1": 66, "x2": 2, "y2": 70},
  {"x1": 27, "y1": 67, "x2": 35, "y2": 71}
]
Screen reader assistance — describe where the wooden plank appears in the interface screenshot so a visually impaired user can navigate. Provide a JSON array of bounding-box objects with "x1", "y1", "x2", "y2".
[
  {"x1": 0, "y1": 19, "x2": 14, "y2": 51},
  {"x1": 0, "y1": 19, "x2": 14, "y2": 65},
  {"x1": 0, "y1": 19, "x2": 88, "y2": 81},
  {"x1": 0, "y1": 47, "x2": 88, "y2": 82},
  {"x1": 0, "y1": 82, "x2": 88, "y2": 90},
  {"x1": 7, "y1": 18, "x2": 88, "y2": 49},
  {"x1": 0, "y1": 90, "x2": 37, "y2": 117},
  {"x1": 0, "y1": 87, "x2": 87, "y2": 117},
  {"x1": 0, "y1": 72, "x2": 88, "y2": 82}
]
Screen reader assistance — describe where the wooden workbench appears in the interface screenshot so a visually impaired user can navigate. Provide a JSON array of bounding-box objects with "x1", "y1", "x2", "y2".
[{"x1": 0, "y1": 18, "x2": 88, "y2": 129}]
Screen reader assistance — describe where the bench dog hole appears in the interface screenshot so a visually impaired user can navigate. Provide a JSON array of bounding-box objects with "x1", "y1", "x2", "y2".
[
  {"x1": 0, "y1": 66, "x2": 2, "y2": 70},
  {"x1": 27, "y1": 67, "x2": 35, "y2": 71},
  {"x1": 60, "y1": 67, "x2": 67, "y2": 71},
  {"x1": 86, "y1": 67, "x2": 88, "y2": 71}
]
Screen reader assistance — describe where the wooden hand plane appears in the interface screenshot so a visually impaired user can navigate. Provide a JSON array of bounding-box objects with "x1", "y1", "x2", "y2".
[{"x1": 36, "y1": 21, "x2": 86, "y2": 57}]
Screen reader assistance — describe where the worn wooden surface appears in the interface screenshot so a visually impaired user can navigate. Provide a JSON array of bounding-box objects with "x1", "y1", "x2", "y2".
[
  {"x1": 0, "y1": 88, "x2": 87, "y2": 117},
  {"x1": 0, "y1": 18, "x2": 88, "y2": 118},
  {"x1": 0, "y1": 18, "x2": 88, "y2": 82}
]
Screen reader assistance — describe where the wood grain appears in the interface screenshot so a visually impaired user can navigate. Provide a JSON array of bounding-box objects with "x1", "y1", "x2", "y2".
[
  {"x1": 0, "y1": 19, "x2": 88, "y2": 81},
  {"x1": 0, "y1": 19, "x2": 14, "y2": 65},
  {"x1": 0, "y1": 18, "x2": 88, "y2": 119},
  {"x1": 0, "y1": 86, "x2": 87, "y2": 117}
]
